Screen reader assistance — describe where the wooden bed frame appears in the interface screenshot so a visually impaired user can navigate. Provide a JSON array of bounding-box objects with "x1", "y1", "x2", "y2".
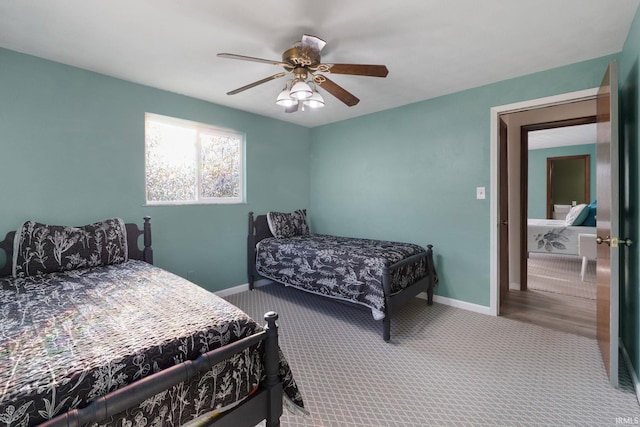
[
  {"x1": 247, "y1": 211, "x2": 436, "y2": 342},
  {"x1": 0, "y1": 216, "x2": 286, "y2": 427}
]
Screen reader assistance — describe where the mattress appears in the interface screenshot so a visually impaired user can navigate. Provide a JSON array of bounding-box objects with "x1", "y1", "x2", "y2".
[
  {"x1": 255, "y1": 234, "x2": 429, "y2": 320},
  {"x1": 0, "y1": 260, "x2": 303, "y2": 426},
  {"x1": 527, "y1": 219, "x2": 596, "y2": 256}
]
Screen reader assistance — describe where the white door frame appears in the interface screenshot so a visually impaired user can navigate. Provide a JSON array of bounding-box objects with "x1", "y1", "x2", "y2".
[{"x1": 489, "y1": 88, "x2": 598, "y2": 315}]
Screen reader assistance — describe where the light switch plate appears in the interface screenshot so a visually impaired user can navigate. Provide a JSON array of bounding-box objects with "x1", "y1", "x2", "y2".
[{"x1": 476, "y1": 187, "x2": 486, "y2": 199}]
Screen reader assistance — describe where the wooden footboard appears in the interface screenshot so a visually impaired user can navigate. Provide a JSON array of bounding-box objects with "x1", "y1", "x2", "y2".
[
  {"x1": 41, "y1": 312, "x2": 284, "y2": 427},
  {"x1": 382, "y1": 245, "x2": 436, "y2": 341}
]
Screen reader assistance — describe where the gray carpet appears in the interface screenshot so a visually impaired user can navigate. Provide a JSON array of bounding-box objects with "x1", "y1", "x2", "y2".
[
  {"x1": 224, "y1": 283, "x2": 640, "y2": 426},
  {"x1": 527, "y1": 253, "x2": 596, "y2": 299}
]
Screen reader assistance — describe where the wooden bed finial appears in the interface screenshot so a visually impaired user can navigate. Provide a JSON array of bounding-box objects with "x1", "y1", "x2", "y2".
[
  {"x1": 143, "y1": 216, "x2": 153, "y2": 264},
  {"x1": 263, "y1": 311, "x2": 282, "y2": 426}
]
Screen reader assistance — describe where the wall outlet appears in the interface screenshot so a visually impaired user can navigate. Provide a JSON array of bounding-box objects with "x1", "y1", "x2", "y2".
[{"x1": 476, "y1": 187, "x2": 486, "y2": 200}]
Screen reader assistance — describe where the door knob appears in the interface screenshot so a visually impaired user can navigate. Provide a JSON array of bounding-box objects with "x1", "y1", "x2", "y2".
[
  {"x1": 500, "y1": 220, "x2": 508, "y2": 225},
  {"x1": 596, "y1": 236, "x2": 633, "y2": 247}
]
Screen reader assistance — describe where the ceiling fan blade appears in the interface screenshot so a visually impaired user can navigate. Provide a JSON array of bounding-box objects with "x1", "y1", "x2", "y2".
[
  {"x1": 321, "y1": 64, "x2": 389, "y2": 78},
  {"x1": 217, "y1": 53, "x2": 290, "y2": 68},
  {"x1": 313, "y1": 75, "x2": 360, "y2": 107},
  {"x1": 226, "y1": 72, "x2": 288, "y2": 95}
]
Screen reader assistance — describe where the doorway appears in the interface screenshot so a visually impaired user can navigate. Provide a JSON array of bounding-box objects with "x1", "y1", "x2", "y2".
[
  {"x1": 489, "y1": 88, "x2": 598, "y2": 318},
  {"x1": 504, "y1": 116, "x2": 598, "y2": 338},
  {"x1": 519, "y1": 117, "x2": 597, "y2": 292}
]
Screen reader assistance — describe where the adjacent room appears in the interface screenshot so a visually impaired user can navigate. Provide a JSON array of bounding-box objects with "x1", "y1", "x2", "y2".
[{"x1": 2, "y1": 1, "x2": 640, "y2": 426}]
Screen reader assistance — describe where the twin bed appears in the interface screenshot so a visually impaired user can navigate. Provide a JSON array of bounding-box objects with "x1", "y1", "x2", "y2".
[
  {"x1": 248, "y1": 210, "x2": 438, "y2": 342},
  {"x1": 0, "y1": 217, "x2": 304, "y2": 427}
]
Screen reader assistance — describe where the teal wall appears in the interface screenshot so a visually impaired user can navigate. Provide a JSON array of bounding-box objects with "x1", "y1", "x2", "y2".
[
  {"x1": 528, "y1": 144, "x2": 596, "y2": 219},
  {"x1": 2, "y1": 13, "x2": 639, "y2": 374},
  {"x1": 620, "y1": 5, "x2": 640, "y2": 392},
  {"x1": 0, "y1": 48, "x2": 311, "y2": 291},
  {"x1": 309, "y1": 55, "x2": 617, "y2": 307}
]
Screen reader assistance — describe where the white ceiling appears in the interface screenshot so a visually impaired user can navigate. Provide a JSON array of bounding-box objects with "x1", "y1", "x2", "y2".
[
  {"x1": 529, "y1": 123, "x2": 597, "y2": 150},
  {"x1": 0, "y1": 0, "x2": 638, "y2": 128}
]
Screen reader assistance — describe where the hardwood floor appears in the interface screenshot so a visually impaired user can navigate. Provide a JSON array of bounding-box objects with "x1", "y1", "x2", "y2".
[{"x1": 500, "y1": 288, "x2": 596, "y2": 339}]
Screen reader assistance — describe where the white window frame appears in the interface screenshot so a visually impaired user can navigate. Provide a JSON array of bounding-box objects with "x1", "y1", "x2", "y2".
[{"x1": 144, "y1": 113, "x2": 245, "y2": 206}]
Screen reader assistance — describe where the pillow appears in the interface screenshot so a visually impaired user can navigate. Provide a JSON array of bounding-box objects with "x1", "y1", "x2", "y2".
[
  {"x1": 12, "y1": 218, "x2": 128, "y2": 278},
  {"x1": 266, "y1": 209, "x2": 310, "y2": 239},
  {"x1": 582, "y1": 200, "x2": 597, "y2": 226},
  {"x1": 565, "y1": 203, "x2": 589, "y2": 226}
]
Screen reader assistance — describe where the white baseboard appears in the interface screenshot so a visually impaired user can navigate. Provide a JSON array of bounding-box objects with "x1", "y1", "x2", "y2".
[
  {"x1": 217, "y1": 283, "x2": 492, "y2": 316},
  {"x1": 620, "y1": 339, "x2": 640, "y2": 405},
  {"x1": 416, "y1": 292, "x2": 492, "y2": 315},
  {"x1": 214, "y1": 279, "x2": 271, "y2": 298}
]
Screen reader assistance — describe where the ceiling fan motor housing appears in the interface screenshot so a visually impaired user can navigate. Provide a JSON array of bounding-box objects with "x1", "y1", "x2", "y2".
[{"x1": 282, "y1": 46, "x2": 321, "y2": 69}]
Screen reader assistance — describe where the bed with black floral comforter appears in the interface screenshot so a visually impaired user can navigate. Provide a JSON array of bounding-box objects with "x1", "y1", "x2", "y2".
[
  {"x1": 255, "y1": 234, "x2": 429, "y2": 320},
  {"x1": 0, "y1": 260, "x2": 304, "y2": 427}
]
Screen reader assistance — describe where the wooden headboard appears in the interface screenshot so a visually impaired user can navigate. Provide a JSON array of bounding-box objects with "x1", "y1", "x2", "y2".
[
  {"x1": 0, "y1": 217, "x2": 153, "y2": 278},
  {"x1": 126, "y1": 216, "x2": 154, "y2": 265},
  {"x1": 247, "y1": 210, "x2": 308, "y2": 290},
  {"x1": 249, "y1": 212, "x2": 274, "y2": 245},
  {"x1": 247, "y1": 211, "x2": 273, "y2": 290}
]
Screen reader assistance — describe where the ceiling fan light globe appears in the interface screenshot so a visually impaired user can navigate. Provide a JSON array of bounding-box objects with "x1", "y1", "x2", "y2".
[
  {"x1": 289, "y1": 81, "x2": 313, "y2": 100},
  {"x1": 276, "y1": 98, "x2": 297, "y2": 107},
  {"x1": 276, "y1": 88, "x2": 297, "y2": 107},
  {"x1": 304, "y1": 91, "x2": 325, "y2": 108}
]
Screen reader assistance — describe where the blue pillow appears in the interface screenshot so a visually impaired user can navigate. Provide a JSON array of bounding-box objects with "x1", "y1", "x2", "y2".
[
  {"x1": 565, "y1": 204, "x2": 590, "y2": 225},
  {"x1": 582, "y1": 200, "x2": 597, "y2": 226}
]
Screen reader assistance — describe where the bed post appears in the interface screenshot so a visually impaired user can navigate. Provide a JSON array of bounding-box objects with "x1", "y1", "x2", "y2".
[
  {"x1": 143, "y1": 216, "x2": 153, "y2": 265},
  {"x1": 264, "y1": 311, "x2": 283, "y2": 427},
  {"x1": 381, "y1": 266, "x2": 392, "y2": 342},
  {"x1": 426, "y1": 244, "x2": 435, "y2": 305},
  {"x1": 248, "y1": 212, "x2": 256, "y2": 290}
]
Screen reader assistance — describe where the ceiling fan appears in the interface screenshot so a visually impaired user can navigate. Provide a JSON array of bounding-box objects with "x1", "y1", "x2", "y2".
[{"x1": 217, "y1": 34, "x2": 389, "y2": 113}]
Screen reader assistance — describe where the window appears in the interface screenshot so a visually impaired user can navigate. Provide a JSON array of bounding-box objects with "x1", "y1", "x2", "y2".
[{"x1": 145, "y1": 113, "x2": 244, "y2": 205}]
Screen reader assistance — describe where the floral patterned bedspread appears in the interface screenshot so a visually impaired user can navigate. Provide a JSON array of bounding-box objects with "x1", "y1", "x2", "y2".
[
  {"x1": 255, "y1": 234, "x2": 432, "y2": 320},
  {"x1": 0, "y1": 260, "x2": 304, "y2": 427}
]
